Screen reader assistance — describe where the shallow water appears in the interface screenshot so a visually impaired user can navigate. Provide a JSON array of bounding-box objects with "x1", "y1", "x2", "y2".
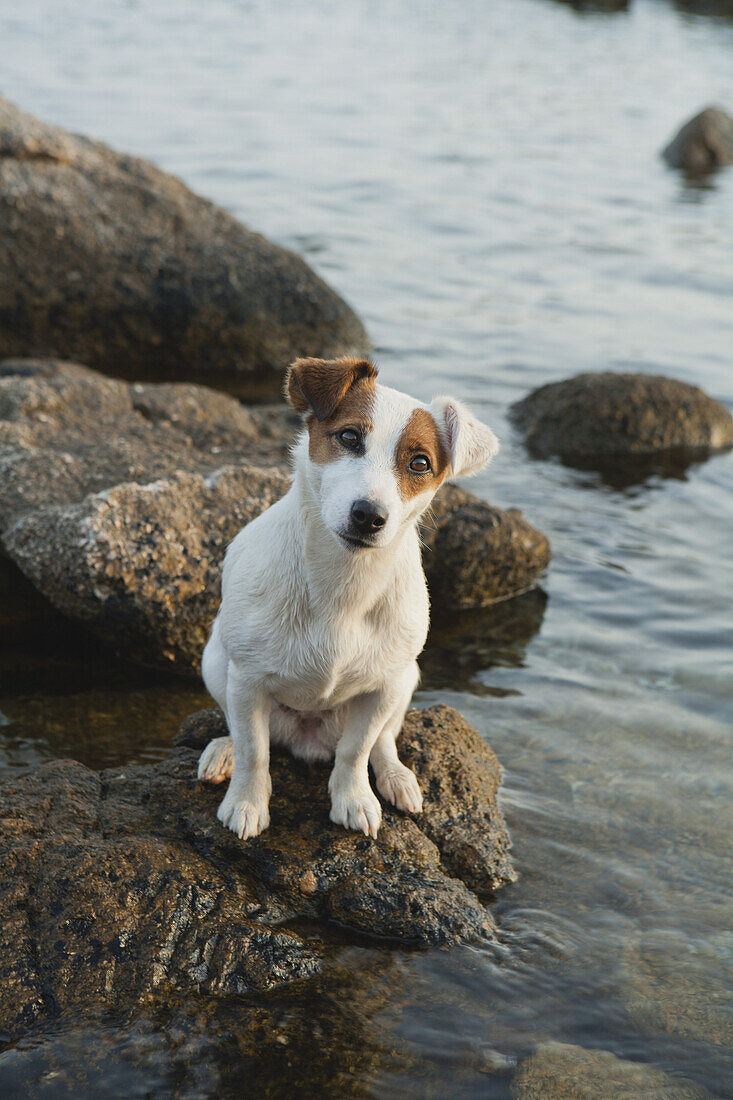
[{"x1": 1, "y1": 0, "x2": 732, "y2": 1095}]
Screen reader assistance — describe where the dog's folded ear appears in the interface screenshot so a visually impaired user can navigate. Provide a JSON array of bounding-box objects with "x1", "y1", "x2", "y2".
[
  {"x1": 285, "y1": 357, "x2": 377, "y2": 421},
  {"x1": 431, "y1": 396, "x2": 499, "y2": 477}
]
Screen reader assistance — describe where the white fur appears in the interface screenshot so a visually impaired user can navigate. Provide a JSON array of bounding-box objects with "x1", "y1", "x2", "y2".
[{"x1": 198, "y1": 380, "x2": 498, "y2": 839}]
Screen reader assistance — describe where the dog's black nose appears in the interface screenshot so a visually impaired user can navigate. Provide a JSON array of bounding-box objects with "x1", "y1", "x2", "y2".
[{"x1": 350, "y1": 499, "x2": 387, "y2": 535}]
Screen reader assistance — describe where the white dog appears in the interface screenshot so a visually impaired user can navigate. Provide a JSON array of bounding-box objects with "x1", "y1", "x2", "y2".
[{"x1": 197, "y1": 356, "x2": 498, "y2": 839}]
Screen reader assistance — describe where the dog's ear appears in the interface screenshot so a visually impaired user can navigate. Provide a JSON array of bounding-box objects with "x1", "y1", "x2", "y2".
[
  {"x1": 431, "y1": 396, "x2": 499, "y2": 477},
  {"x1": 285, "y1": 357, "x2": 377, "y2": 421}
]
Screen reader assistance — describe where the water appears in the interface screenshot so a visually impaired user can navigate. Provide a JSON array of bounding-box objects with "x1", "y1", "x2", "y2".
[{"x1": 1, "y1": 0, "x2": 732, "y2": 1095}]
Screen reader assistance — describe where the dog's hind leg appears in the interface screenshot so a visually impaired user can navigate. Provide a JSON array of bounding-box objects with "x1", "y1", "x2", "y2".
[
  {"x1": 199, "y1": 618, "x2": 235, "y2": 783},
  {"x1": 201, "y1": 617, "x2": 229, "y2": 719},
  {"x1": 370, "y1": 663, "x2": 423, "y2": 815},
  {"x1": 198, "y1": 737, "x2": 234, "y2": 784}
]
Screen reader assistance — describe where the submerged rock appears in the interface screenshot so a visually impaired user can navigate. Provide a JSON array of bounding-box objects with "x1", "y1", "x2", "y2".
[
  {"x1": 662, "y1": 106, "x2": 733, "y2": 174},
  {"x1": 0, "y1": 96, "x2": 368, "y2": 392},
  {"x1": 621, "y1": 930, "x2": 733, "y2": 1050},
  {"x1": 0, "y1": 358, "x2": 550, "y2": 672},
  {"x1": 511, "y1": 1041, "x2": 712, "y2": 1099},
  {"x1": 0, "y1": 704, "x2": 514, "y2": 1036},
  {"x1": 511, "y1": 371, "x2": 733, "y2": 476}
]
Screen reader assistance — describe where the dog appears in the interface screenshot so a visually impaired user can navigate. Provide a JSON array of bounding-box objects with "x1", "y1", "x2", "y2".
[{"x1": 197, "y1": 356, "x2": 498, "y2": 839}]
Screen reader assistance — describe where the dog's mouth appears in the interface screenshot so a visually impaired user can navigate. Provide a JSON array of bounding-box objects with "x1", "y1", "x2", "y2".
[{"x1": 337, "y1": 532, "x2": 376, "y2": 551}]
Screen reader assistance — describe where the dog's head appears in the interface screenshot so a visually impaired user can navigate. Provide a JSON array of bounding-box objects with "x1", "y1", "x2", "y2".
[{"x1": 286, "y1": 356, "x2": 499, "y2": 551}]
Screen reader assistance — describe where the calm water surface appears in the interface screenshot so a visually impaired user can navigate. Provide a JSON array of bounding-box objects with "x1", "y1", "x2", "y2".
[{"x1": 1, "y1": 0, "x2": 732, "y2": 1095}]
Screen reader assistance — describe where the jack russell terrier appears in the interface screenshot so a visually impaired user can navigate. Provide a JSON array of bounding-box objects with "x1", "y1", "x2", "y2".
[{"x1": 197, "y1": 356, "x2": 498, "y2": 839}]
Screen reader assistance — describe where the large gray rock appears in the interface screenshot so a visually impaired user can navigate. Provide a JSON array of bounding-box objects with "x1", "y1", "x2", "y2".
[
  {"x1": 511, "y1": 371, "x2": 733, "y2": 475},
  {"x1": 0, "y1": 97, "x2": 369, "y2": 391},
  {"x1": 662, "y1": 106, "x2": 733, "y2": 174},
  {"x1": 511, "y1": 1042, "x2": 712, "y2": 1099},
  {"x1": 0, "y1": 704, "x2": 514, "y2": 1037},
  {"x1": 0, "y1": 358, "x2": 550, "y2": 672}
]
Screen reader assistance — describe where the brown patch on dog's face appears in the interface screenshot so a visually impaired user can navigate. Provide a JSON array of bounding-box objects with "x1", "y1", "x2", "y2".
[
  {"x1": 285, "y1": 357, "x2": 377, "y2": 465},
  {"x1": 286, "y1": 357, "x2": 377, "y2": 421},
  {"x1": 394, "y1": 408, "x2": 450, "y2": 500},
  {"x1": 307, "y1": 382, "x2": 376, "y2": 465}
]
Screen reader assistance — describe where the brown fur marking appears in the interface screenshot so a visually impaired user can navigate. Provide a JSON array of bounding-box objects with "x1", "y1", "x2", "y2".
[
  {"x1": 306, "y1": 382, "x2": 376, "y2": 465},
  {"x1": 394, "y1": 408, "x2": 450, "y2": 499},
  {"x1": 285, "y1": 357, "x2": 377, "y2": 465},
  {"x1": 285, "y1": 357, "x2": 377, "y2": 421}
]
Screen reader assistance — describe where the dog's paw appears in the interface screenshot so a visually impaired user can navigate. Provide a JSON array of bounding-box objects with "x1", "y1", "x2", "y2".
[
  {"x1": 217, "y1": 786, "x2": 270, "y2": 839},
  {"x1": 376, "y1": 764, "x2": 423, "y2": 815},
  {"x1": 198, "y1": 736, "x2": 235, "y2": 784},
  {"x1": 329, "y1": 783, "x2": 383, "y2": 839}
]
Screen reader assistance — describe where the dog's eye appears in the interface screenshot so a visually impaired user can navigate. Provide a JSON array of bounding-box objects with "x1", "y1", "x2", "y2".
[
  {"x1": 338, "y1": 428, "x2": 360, "y2": 450},
  {"x1": 409, "y1": 454, "x2": 431, "y2": 473}
]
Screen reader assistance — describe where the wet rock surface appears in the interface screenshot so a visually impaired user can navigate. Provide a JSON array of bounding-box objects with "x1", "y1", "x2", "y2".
[
  {"x1": 0, "y1": 357, "x2": 550, "y2": 671},
  {"x1": 0, "y1": 704, "x2": 514, "y2": 1038},
  {"x1": 662, "y1": 105, "x2": 733, "y2": 175},
  {"x1": 0, "y1": 97, "x2": 369, "y2": 392},
  {"x1": 511, "y1": 1041, "x2": 712, "y2": 1099},
  {"x1": 511, "y1": 371, "x2": 733, "y2": 477}
]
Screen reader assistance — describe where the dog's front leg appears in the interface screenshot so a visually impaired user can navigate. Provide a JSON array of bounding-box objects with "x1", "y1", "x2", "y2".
[
  {"x1": 370, "y1": 661, "x2": 422, "y2": 815},
  {"x1": 216, "y1": 664, "x2": 272, "y2": 840},
  {"x1": 328, "y1": 685, "x2": 404, "y2": 838}
]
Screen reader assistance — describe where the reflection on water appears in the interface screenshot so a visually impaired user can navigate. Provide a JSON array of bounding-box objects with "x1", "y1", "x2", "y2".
[
  {"x1": 421, "y1": 589, "x2": 548, "y2": 696},
  {"x1": 1, "y1": 0, "x2": 732, "y2": 1095},
  {"x1": 535, "y1": 446, "x2": 729, "y2": 489}
]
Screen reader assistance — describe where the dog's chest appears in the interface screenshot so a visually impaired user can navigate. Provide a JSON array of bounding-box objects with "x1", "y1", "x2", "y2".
[{"x1": 268, "y1": 606, "x2": 411, "y2": 709}]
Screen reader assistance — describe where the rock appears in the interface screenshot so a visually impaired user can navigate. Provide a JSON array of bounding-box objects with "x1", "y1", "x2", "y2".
[
  {"x1": 671, "y1": 1, "x2": 733, "y2": 16},
  {"x1": 621, "y1": 930, "x2": 733, "y2": 1050},
  {"x1": 511, "y1": 372, "x2": 733, "y2": 475},
  {"x1": 0, "y1": 704, "x2": 515, "y2": 1036},
  {"x1": 0, "y1": 97, "x2": 369, "y2": 392},
  {"x1": 554, "y1": 0, "x2": 629, "y2": 10},
  {"x1": 0, "y1": 358, "x2": 550, "y2": 672},
  {"x1": 6, "y1": 464, "x2": 289, "y2": 671},
  {"x1": 425, "y1": 484, "x2": 551, "y2": 609},
  {"x1": 662, "y1": 106, "x2": 733, "y2": 174},
  {"x1": 511, "y1": 1041, "x2": 712, "y2": 1099}
]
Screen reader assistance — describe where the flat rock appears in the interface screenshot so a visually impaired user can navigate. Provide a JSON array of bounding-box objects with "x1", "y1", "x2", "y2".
[
  {"x1": 662, "y1": 106, "x2": 733, "y2": 174},
  {"x1": 0, "y1": 358, "x2": 550, "y2": 671},
  {"x1": 0, "y1": 96, "x2": 369, "y2": 392},
  {"x1": 511, "y1": 1041, "x2": 712, "y2": 1099},
  {"x1": 0, "y1": 704, "x2": 515, "y2": 1037},
  {"x1": 511, "y1": 371, "x2": 733, "y2": 474}
]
